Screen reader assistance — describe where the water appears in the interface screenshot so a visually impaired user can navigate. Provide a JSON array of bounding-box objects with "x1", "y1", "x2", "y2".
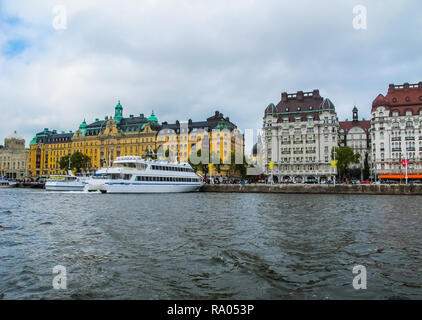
[{"x1": 0, "y1": 188, "x2": 421, "y2": 300}]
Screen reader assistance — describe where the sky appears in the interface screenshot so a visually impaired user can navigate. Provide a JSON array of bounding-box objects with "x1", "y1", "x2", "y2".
[{"x1": 1, "y1": 0, "x2": 422, "y2": 151}]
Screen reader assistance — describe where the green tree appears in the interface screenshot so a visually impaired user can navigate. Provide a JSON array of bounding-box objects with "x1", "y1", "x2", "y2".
[
  {"x1": 363, "y1": 152, "x2": 370, "y2": 180},
  {"x1": 59, "y1": 151, "x2": 91, "y2": 173},
  {"x1": 229, "y1": 152, "x2": 248, "y2": 178},
  {"x1": 331, "y1": 146, "x2": 360, "y2": 181},
  {"x1": 188, "y1": 149, "x2": 209, "y2": 176}
]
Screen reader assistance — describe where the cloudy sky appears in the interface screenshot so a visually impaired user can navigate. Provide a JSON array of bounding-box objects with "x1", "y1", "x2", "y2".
[{"x1": 1, "y1": 0, "x2": 421, "y2": 148}]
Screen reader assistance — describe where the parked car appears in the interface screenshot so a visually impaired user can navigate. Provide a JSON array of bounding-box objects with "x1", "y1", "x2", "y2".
[{"x1": 360, "y1": 180, "x2": 370, "y2": 184}]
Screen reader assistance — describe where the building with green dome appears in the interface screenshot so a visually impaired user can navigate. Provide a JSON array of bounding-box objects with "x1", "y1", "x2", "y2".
[{"x1": 29, "y1": 101, "x2": 162, "y2": 177}]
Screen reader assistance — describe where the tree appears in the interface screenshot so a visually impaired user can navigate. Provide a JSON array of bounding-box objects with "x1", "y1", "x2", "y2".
[
  {"x1": 188, "y1": 149, "x2": 209, "y2": 176},
  {"x1": 331, "y1": 146, "x2": 360, "y2": 181},
  {"x1": 229, "y1": 152, "x2": 248, "y2": 178},
  {"x1": 363, "y1": 152, "x2": 370, "y2": 180},
  {"x1": 59, "y1": 151, "x2": 91, "y2": 173}
]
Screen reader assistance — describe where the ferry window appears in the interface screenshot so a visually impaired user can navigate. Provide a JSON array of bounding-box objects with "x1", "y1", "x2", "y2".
[{"x1": 123, "y1": 174, "x2": 132, "y2": 180}]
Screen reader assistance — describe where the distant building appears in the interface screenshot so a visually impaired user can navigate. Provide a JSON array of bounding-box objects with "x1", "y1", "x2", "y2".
[
  {"x1": 371, "y1": 82, "x2": 422, "y2": 181},
  {"x1": 339, "y1": 106, "x2": 371, "y2": 178},
  {"x1": 262, "y1": 89, "x2": 339, "y2": 183},
  {"x1": 0, "y1": 132, "x2": 30, "y2": 179}
]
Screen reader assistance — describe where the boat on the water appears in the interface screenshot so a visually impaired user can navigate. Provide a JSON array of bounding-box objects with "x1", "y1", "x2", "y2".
[
  {"x1": 45, "y1": 171, "x2": 87, "y2": 191},
  {"x1": 85, "y1": 156, "x2": 204, "y2": 193},
  {"x1": 0, "y1": 178, "x2": 17, "y2": 188}
]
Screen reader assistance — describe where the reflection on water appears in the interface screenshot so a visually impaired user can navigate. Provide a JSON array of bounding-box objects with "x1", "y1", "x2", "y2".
[{"x1": 0, "y1": 189, "x2": 421, "y2": 299}]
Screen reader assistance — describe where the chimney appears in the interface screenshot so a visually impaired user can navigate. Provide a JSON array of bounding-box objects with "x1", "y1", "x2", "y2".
[
  {"x1": 296, "y1": 91, "x2": 304, "y2": 101},
  {"x1": 312, "y1": 89, "x2": 320, "y2": 98},
  {"x1": 403, "y1": 82, "x2": 410, "y2": 90},
  {"x1": 388, "y1": 84, "x2": 395, "y2": 92},
  {"x1": 281, "y1": 92, "x2": 288, "y2": 102}
]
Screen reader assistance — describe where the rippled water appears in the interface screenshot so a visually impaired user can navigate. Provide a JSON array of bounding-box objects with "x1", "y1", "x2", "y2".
[{"x1": 0, "y1": 188, "x2": 421, "y2": 300}]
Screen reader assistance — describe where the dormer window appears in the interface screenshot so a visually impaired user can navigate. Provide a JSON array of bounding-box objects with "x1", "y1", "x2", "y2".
[
  {"x1": 392, "y1": 111, "x2": 399, "y2": 117},
  {"x1": 406, "y1": 110, "x2": 413, "y2": 116}
]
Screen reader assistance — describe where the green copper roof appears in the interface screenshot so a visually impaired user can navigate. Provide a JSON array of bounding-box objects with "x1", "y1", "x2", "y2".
[
  {"x1": 215, "y1": 120, "x2": 231, "y2": 131},
  {"x1": 79, "y1": 119, "x2": 87, "y2": 129},
  {"x1": 147, "y1": 110, "x2": 158, "y2": 123},
  {"x1": 30, "y1": 135, "x2": 37, "y2": 145},
  {"x1": 114, "y1": 100, "x2": 123, "y2": 124}
]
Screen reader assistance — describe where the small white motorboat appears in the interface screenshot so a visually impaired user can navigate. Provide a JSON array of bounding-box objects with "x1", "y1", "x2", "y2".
[{"x1": 45, "y1": 171, "x2": 87, "y2": 191}]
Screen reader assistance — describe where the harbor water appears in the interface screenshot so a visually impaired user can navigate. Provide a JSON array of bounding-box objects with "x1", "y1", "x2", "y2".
[{"x1": 0, "y1": 188, "x2": 421, "y2": 299}]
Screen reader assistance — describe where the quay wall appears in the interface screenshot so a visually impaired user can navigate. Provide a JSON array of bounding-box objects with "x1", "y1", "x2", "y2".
[{"x1": 201, "y1": 184, "x2": 422, "y2": 195}]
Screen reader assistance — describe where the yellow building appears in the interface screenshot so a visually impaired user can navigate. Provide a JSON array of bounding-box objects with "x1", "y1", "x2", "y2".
[
  {"x1": 29, "y1": 101, "x2": 161, "y2": 177},
  {"x1": 29, "y1": 103, "x2": 244, "y2": 178},
  {"x1": 158, "y1": 111, "x2": 244, "y2": 177}
]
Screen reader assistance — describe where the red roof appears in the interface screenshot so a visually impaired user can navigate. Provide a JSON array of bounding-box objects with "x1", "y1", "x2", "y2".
[
  {"x1": 372, "y1": 82, "x2": 422, "y2": 114},
  {"x1": 339, "y1": 120, "x2": 370, "y2": 134}
]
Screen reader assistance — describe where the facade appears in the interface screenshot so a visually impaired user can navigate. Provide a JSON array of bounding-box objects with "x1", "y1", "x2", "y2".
[
  {"x1": 159, "y1": 111, "x2": 244, "y2": 177},
  {"x1": 262, "y1": 89, "x2": 339, "y2": 183},
  {"x1": 0, "y1": 132, "x2": 30, "y2": 179},
  {"x1": 29, "y1": 101, "x2": 161, "y2": 177},
  {"x1": 339, "y1": 106, "x2": 371, "y2": 178},
  {"x1": 371, "y1": 82, "x2": 422, "y2": 180},
  {"x1": 29, "y1": 102, "x2": 243, "y2": 178}
]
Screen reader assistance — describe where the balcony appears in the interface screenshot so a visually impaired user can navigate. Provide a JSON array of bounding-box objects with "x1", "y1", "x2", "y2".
[
  {"x1": 392, "y1": 148, "x2": 401, "y2": 152},
  {"x1": 281, "y1": 141, "x2": 291, "y2": 145},
  {"x1": 281, "y1": 151, "x2": 291, "y2": 154},
  {"x1": 392, "y1": 137, "x2": 401, "y2": 141},
  {"x1": 405, "y1": 136, "x2": 415, "y2": 141},
  {"x1": 293, "y1": 151, "x2": 303, "y2": 154},
  {"x1": 306, "y1": 150, "x2": 316, "y2": 154},
  {"x1": 306, "y1": 140, "x2": 316, "y2": 144},
  {"x1": 407, "y1": 147, "x2": 416, "y2": 151}
]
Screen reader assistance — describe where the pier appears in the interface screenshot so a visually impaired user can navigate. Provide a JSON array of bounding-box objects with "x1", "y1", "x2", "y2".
[{"x1": 201, "y1": 184, "x2": 422, "y2": 195}]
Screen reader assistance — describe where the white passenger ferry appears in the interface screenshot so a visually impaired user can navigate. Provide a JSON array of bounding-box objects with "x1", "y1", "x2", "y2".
[
  {"x1": 85, "y1": 156, "x2": 204, "y2": 193},
  {"x1": 45, "y1": 171, "x2": 87, "y2": 191}
]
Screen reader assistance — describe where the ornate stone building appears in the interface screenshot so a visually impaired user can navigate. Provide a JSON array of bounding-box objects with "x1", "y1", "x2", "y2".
[
  {"x1": 371, "y1": 82, "x2": 422, "y2": 181},
  {"x1": 0, "y1": 132, "x2": 30, "y2": 179},
  {"x1": 28, "y1": 102, "x2": 244, "y2": 178},
  {"x1": 262, "y1": 89, "x2": 339, "y2": 183},
  {"x1": 339, "y1": 106, "x2": 371, "y2": 178},
  {"x1": 29, "y1": 101, "x2": 161, "y2": 177}
]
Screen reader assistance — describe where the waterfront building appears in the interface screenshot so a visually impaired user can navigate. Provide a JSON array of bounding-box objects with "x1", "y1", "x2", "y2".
[
  {"x1": 339, "y1": 106, "x2": 371, "y2": 178},
  {"x1": 29, "y1": 101, "x2": 161, "y2": 177},
  {"x1": 159, "y1": 111, "x2": 244, "y2": 177},
  {"x1": 262, "y1": 89, "x2": 339, "y2": 183},
  {"x1": 371, "y1": 82, "x2": 422, "y2": 181},
  {"x1": 0, "y1": 132, "x2": 30, "y2": 179},
  {"x1": 29, "y1": 102, "x2": 243, "y2": 178}
]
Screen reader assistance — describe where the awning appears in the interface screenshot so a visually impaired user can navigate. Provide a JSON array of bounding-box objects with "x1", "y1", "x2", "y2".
[{"x1": 379, "y1": 174, "x2": 422, "y2": 179}]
